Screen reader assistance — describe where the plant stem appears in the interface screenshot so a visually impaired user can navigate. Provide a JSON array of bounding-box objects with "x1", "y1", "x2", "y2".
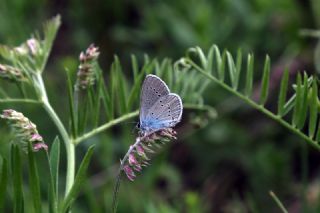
[
  {"x1": 35, "y1": 73, "x2": 75, "y2": 196},
  {"x1": 0, "y1": 98, "x2": 41, "y2": 104},
  {"x1": 112, "y1": 136, "x2": 143, "y2": 213},
  {"x1": 75, "y1": 104, "x2": 212, "y2": 145},
  {"x1": 269, "y1": 191, "x2": 288, "y2": 213},
  {"x1": 75, "y1": 110, "x2": 139, "y2": 144},
  {"x1": 186, "y1": 58, "x2": 320, "y2": 151}
]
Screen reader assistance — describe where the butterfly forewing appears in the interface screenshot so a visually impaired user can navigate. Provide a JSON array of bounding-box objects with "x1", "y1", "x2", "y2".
[
  {"x1": 140, "y1": 75, "x2": 170, "y2": 121},
  {"x1": 147, "y1": 94, "x2": 183, "y2": 128}
]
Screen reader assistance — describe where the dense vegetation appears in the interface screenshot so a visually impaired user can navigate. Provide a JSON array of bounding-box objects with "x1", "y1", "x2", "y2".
[{"x1": 1, "y1": 0, "x2": 320, "y2": 212}]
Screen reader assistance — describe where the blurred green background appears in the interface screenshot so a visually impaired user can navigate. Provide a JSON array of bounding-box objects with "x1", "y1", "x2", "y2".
[{"x1": 1, "y1": 0, "x2": 320, "y2": 212}]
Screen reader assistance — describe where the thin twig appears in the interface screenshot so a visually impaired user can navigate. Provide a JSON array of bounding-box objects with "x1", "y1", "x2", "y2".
[
  {"x1": 269, "y1": 191, "x2": 288, "y2": 213},
  {"x1": 112, "y1": 131, "x2": 163, "y2": 213},
  {"x1": 111, "y1": 136, "x2": 142, "y2": 213},
  {"x1": 111, "y1": 168, "x2": 122, "y2": 213},
  {"x1": 0, "y1": 98, "x2": 40, "y2": 104},
  {"x1": 75, "y1": 104, "x2": 214, "y2": 145},
  {"x1": 74, "y1": 110, "x2": 139, "y2": 145},
  {"x1": 185, "y1": 58, "x2": 320, "y2": 151}
]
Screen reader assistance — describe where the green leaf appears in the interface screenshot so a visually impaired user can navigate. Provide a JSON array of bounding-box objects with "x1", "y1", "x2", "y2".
[
  {"x1": 259, "y1": 55, "x2": 270, "y2": 105},
  {"x1": 131, "y1": 55, "x2": 139, "y2": 82},
  {"x1": 297, "y1": 73, "x2": 309, "y2": 129},
  {"x1": 109, "y1": 61, "x2": 117, "y2": 119},
  {"x1": 155, "y1": 58, "x2": 168, "y2": 80},
  {"x1": 48, "y1": 137, "x2": 60, "y2": 213},
  {"x1": 292, "y1": 74, "x2": 302, "y2": 127},
  {"x1": 181, "y1": 44, "x2": 320, "y2": 151},
  {"x1": 61, "y1": 145, "x2": 95, "y2": 212},
  {"x1": 77, "y1": 94, "x2": 89, "y2": 135},
  {"x1": 159, "y1": 59, "x2": 172, "y2": 85},
  {"x1": 27, "y1": 143, "x2": 42, "y2": 213},
  {"x1": 277, "y1": 68, "x2": 289, "y2": 116},
  {"x1": 11, "y1": 145, "x2": 24, "y2": 213},
  {"x1": 213, "y1": 45, "x2": 225, "y2": 81},
  {"x1": 180, "y1": 71, "x2": 196, "y2": 99},
  {"x1": 309, "y1": 79, "x2": 318, "y2": 138},
  {"x1": 43, "y1": 15, "x2": 61, "y2": 50},
  {"x1": 66, "y1": 69, "x2": 77, "y2": 138},
  {"x1": 316, "y1": 117, "x2": 320, "y2": 142},
  {"x1": 41, "y1": 15, "x2": 61, "y2": 72},
  {"x1": 206, "y1": 45, "x2": 214, "y2": 73},
  {"x1": 50, "y1": 137, "x2": 60, "y2": 197},
  {"x1": 97, "y1": 65, "x2": 112, "y2": 121},
  {"x1": 245, "y1": 54, "x2": 254, "y2": 97},
  {"x1": 94, "y1": 81, "x2": 102, "y2": 128},
  {"x1": 48, "y1": 183, "x2": 54, "y2": 213},
  {"x1": 0, "y1": 158, "x2": 8, "y2": 211},
  {"x1": 235, "y1": 48, "x2": 242, "y2": 88},
  {"x1": 282, "y1": 93, "x2": 296, "y2": 116},
  {"x1": 195, "y1": 46, "x2": 207, "y2": 69},
  {"x1": 0, "y1": 87, "x2": 9, "y2": 98},
  {"x1": 88, "y1": 85, "x2": 101, "y2": 128},
  {"x1": 115, "y1": 57, "x2": 129, "y2": 114},
  {"x1": 0, "y1": 44, "x2": 12, "y2": 61},
  {"x1": 226, "y1": 51, "x2": 240, "y2": 90}
]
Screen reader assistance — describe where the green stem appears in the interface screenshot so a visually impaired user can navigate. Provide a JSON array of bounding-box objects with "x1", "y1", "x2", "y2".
[
  {"x1": 112, "y1": 134, "x2": 147, "y2": 213},
  {"x1": 0, "y1": 98, "x2": 40, "y2": 104},
  {"x1": 111, "y1": 141, "x2": 138, "y2": 213},
  {"x1": 186, "y1": 58, "x2": 320, "y2": 151},
  {"x1": 35, "y1": 73, "x2": 75, "y2": 197},
  {"x1": 45, "y1": 151, "x2": 58, "y2": 213},
  {"x1": 269, "y1": 191, "x2": 288, "y2": 213},
  {"x1": 75, "y1": 110, "x2": 139, "y2": 145},
  {"x1": 75, "y1": 104, "x2": 212, "y2": 145}
]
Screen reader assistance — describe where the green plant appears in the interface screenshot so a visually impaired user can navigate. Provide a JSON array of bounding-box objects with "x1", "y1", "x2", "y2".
[
  {"x1": 177, "y1": 45, "x2": 320, "y2": 150},
  {"x1": 2, "y1": 13, "x2": 319, "y2": 213},
  {"x1": 0, "y1": 15, "x2": 211, "y2": 212}
]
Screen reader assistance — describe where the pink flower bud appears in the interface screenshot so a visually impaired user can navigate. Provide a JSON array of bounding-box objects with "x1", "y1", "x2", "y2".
[
  {"x1": 123, "y1": 165, "x2": 135, "y2": 181},
  {"x1": 30, "y1": 134, "x2": 43, "y2": 142},
  {"x1": 128, "y1": 153, "x2": 138, "y2": 166},
  {"x1": 135, "y1": 145, "x2": 145, "y2": 156},
  {"x1": 1, "y1": 109, "x2": 13, "y2": 118},
  {"x1": 133, "y1": 164, "x2": 142, "y2": 172},
  {"x1": 79, "y1": 52, "x2": 86, "y2": 62},
  {"x1": 33, "y1": 142, "x2": 48, "y2": 152},
  {"x1": 27, "y1": 39, "x2": 40, "y2": 56}
]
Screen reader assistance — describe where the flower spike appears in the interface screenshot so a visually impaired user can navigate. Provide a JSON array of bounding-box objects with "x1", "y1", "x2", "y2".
[
  {"x1": 121, "y1": 128, "x2": 178, "y2": 181},
  {"x1": 0, "y1": 109, "x2": 47, "y2": 152},
  {"x1": 75, "y1": 44, "x2": 100, "y2": 90}
]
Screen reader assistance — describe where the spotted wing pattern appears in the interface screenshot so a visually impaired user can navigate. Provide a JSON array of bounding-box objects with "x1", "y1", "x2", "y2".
[
  {"x1": 145, "y1": 94, "x2": 182, "y2": 129},
  {"x1": 140, "y1": 74, "x2": 170, "y2": 122}
]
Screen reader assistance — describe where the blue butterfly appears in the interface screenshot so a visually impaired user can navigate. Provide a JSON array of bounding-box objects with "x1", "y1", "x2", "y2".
[{"x1": 139, "y1": 74, "x2": 183, "y2": 136}]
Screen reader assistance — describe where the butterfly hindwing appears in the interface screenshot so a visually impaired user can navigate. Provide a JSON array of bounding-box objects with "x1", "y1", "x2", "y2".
[{"x1": 146, "y1": 94, "x2": 183, "y2": 128}]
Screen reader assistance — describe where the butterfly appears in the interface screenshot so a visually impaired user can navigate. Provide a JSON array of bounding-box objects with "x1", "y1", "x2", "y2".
[{"x1": 139, "y1": 74, "x2": 183, "y2": 136}]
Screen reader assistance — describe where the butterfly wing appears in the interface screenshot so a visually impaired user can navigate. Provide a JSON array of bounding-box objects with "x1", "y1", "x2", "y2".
[
  {"x1": 144, "y1": 93, "x2": 183, "y2": 131},
  {"x1": 140, "y1": 74, "x2": 170, "y2": 123}
]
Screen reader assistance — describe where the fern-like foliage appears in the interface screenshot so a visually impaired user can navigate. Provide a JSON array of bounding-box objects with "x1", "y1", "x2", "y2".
[
  {"x1": 0, "y1": 15, "x2": 215, "y2": 212},
  {"x1": 176, "y1": 45, "x2": 320, "y2": 150},
  {"x1": 71, "y1": 54, "x2": 216, "y2": 145}
]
